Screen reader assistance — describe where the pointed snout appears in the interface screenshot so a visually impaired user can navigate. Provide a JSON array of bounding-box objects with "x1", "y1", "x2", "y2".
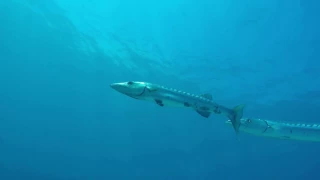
[
  {"x1": 110, "y1": 83, "x2": 124, "y2": 92},
  {"x1": 109, "y1": 83, "x2": 118, "y2": 89}
]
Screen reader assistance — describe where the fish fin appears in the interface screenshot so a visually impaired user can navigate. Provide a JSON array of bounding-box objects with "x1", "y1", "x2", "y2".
[
  {"x1": 196, "y1": 110, "x2": 211, "y2": 118},
  {"x1": 228, "y1": 104, "x2": 245, "y2": 134},
  {"x1": 196, "y1": 94, "x2": 212, "y2": 118},
  {"x1": 200, "y1": 93, "x2": 213, "y2": 100},
  {"x1": 154, "y1": 99, "x2": 164, "y2": 106}
]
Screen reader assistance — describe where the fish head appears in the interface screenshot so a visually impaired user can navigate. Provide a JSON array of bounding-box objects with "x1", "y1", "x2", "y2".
[
  {"x1": 110, "y1": 81, "x2": 151, "y2": 98},
  {"x1": 226, "y1": 118, "x2": 270, "y2": 134}
]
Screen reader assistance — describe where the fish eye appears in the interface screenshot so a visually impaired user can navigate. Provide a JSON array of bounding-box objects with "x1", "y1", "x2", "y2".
[
  {"x1": 127, "y1": 81, "x2": 134, "y2": 85},
  {"x1": 247, "y1": 119, "x2": 251, "y2": 123}
]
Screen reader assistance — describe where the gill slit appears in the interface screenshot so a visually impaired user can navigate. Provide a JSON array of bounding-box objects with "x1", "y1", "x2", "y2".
[
  {"x1": 136, "y1": 86, "x2": 147, "y2": 96},
  {"x1": 262, "y1": 120, "x2": 270, "y2": 133}
]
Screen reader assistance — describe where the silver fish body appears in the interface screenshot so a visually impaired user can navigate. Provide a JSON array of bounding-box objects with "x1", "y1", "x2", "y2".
[
  {"x1": 111, "y1": 81, "x2": 245, "y2": 133},
  {"x1": 226, "y1": 118, "x2": 320, "y2": 142}
]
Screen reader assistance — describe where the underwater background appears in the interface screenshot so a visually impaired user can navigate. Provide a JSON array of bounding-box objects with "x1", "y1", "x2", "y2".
[{"x1": 1, "y1": 0, "x2": 320, "y2": 179}]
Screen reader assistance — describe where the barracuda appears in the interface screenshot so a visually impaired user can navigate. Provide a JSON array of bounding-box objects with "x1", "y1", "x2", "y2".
[
  {"x1": 110, "y1": 81, "x2": 245, "y2": 133},
  {"x1": 226, "y1": 118, "x2": 320, "y2": 142}
]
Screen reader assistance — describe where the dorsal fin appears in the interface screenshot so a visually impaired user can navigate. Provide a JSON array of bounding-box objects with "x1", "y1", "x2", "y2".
[{"x1": 200, "y1": 93, "x2": 213, "y2": 100}]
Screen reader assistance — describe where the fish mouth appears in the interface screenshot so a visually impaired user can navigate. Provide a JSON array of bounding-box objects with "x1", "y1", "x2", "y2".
[
  {"x1": 110, "y1": 83, "x2": 127, "y2": 93},
  {"x1": 110, "y1": 82, "x2": 146, "y2": 98},
  {"x1": 110, "y1": 83, "x2": 119, "y2": 90},
  {"x1": 110, "y1": 83, "x2": 123, "y2": 89}
]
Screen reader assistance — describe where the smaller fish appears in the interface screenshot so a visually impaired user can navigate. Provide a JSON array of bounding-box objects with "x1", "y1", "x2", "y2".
[
  {"x1": 226, "y1": 118, "x2": 320, "y2": 142},
  {"x1": 110, "y1": 81, "x2": 245, "y2": 133}
]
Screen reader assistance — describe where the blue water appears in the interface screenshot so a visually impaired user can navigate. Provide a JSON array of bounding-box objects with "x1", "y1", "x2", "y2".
[{"x1": 1, "y1": 0, "x2": 320, "y2": 179}]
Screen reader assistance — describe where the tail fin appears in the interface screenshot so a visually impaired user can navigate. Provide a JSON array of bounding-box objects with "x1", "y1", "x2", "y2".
[{"x1": 228, "y1": 104, "x2": 245, "y2": 134}]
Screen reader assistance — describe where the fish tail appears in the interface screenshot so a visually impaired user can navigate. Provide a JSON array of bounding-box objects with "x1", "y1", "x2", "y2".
[{"x1": 228, "y1": 104, "x2": 245, "y2": 134}]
